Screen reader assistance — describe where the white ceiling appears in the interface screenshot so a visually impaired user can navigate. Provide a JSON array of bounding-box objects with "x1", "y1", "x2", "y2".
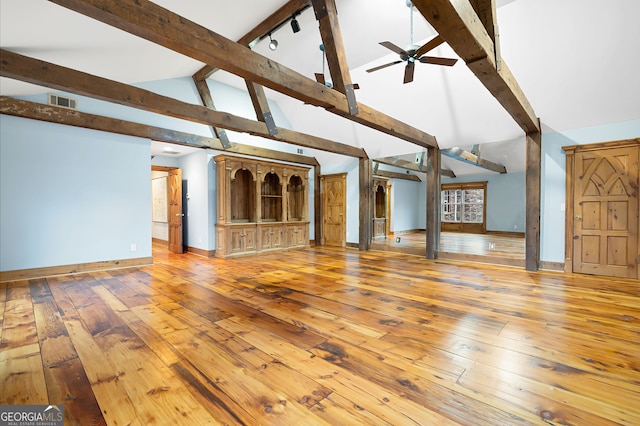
[{"x1": 1, "y1": 0, "x2": 639, "y2": 174}]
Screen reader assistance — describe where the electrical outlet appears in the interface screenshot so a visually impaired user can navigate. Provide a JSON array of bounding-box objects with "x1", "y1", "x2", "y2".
[{"x1": 130, "y1": 243, "x2": 137, "y2": 252}]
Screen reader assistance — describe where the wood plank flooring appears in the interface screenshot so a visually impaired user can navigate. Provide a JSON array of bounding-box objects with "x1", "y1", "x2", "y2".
[
  {"x1": 371, "y1": 231, "x2": 525, "y2": 259},
  {"x1": 1, "y1": 244, "x2": 639, "y2": 425}
]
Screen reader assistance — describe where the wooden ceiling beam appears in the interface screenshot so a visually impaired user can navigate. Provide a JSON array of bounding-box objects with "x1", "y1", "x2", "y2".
[
  {"x1": 441, "y1": 146, "x2": 507, "y2": 173},
  {"x1": 192, "y1": 76, "x2": 232, "y2": 149},
  {"x1": 48, "y1": 0, "x2": 438, "y2": 149},
  {"x1": 374, "y1": 156, "x2": 455, "y2": 178},
  {"x1": 469, "y1": 0, "x2": 501, "y2": 69},
  {"x1": 0, "y1": 97, "x2": 319, "y2": 166},
  {"x1": 0, "y1": 49, "x2": 365, "y2": 158},
  {"x1": 411, "y1": 0, "x2": 539, "y2": 134},
  {"x1": 311, "y1": 0, "x2": 358, "y2": 114},
  {"x1": 245, "y1": 81, "x2": 278, "y2": 135},
  {"x1": 374, "y1": 169, "x2": 421, "y2": 182}
]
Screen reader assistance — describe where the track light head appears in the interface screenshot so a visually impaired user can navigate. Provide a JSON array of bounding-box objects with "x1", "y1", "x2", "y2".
[
  {"x1": 291, "y1": 17, "x2": 300, "y2": 33},
  {"x1": 268, "y1": 34, "x2": 278, "y2": 51}
]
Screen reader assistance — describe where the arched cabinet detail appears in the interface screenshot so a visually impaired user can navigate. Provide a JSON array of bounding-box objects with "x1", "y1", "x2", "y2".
[
  {"x1": 215, "y1": 154, "x2": 310, "y2": 258},
  {"x1": 373, "y1": 177, "x2": 389, "y2": 239}
]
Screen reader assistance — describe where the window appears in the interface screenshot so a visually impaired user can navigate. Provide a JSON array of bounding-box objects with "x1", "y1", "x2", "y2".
[{"x1": 441, "y1": 182, "x2": 487, "y2": 233}]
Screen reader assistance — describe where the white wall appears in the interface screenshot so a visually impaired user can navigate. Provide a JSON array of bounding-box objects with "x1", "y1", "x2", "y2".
[{"x1": 0, "y1": 115, "x2": 151, "y2": 271}]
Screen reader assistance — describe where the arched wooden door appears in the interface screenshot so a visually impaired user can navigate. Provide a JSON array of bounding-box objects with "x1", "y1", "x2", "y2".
[{"x1": 564, "y1": 140, "x2": 639, "y2": 278}]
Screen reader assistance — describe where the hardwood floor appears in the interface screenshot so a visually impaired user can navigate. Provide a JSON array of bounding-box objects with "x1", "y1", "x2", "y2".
[
  {"x1": 371, "y1": 231, "x2": 525, "y2": 262},
  {"x1": 1, "y1": 244, "x2": 638, "y2": 425}
]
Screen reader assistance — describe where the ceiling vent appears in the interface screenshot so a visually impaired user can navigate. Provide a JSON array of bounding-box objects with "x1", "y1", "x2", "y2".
[{"x1": 48, "y1": 94, "x2": 77, "y2": 110}]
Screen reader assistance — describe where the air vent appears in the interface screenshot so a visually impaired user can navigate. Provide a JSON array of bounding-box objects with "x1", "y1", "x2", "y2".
[{"x1": 48, "y1": 94, "x2": 77, "y2": 110}]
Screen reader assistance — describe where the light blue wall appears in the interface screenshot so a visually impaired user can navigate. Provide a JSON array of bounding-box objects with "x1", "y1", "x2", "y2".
[
  {"x1": 442, "y1": 172, "x2": 526, "y2": 233},
  {"x1": 1, "y1": 77, "x2": 306, "y2": 271},
  {"x1": 541, "y1": 119, "x2": 640, "y2": 263},
  {"x1": 390, "y1": 178, "x2": 425, "y2": 232},
  {"x1": 0, "y1": 115, "x2": 151, "y2": 271}
]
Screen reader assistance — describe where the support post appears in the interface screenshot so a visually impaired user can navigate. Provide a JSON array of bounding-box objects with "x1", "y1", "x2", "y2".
[
  {"x1": 525, "y1": 122, "x2": 542, "y2": 271},
  {"x1": 426, "y1": 146, "x2": 441, "y2": 259},
  {"x1": 314, "y1": 164, "x2": 322, "y2": 246},
  {"x1": 359, "y1": 157, "x2": 372, "y2": 250}
]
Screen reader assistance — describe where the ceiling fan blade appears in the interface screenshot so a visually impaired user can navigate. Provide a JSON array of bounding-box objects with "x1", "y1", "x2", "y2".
[
  {"x1": 415, "y1": 35, "x2": 445, "y2": 58},
  {"x1": 314, "y1": 73, "x2": 326, "y2": 85},
  {"x1": 379, "y1": 41, "x2": 409, "y2": 56},
  {"x1": 403, "y1": 61, "x2": 415, "y2": 84},
  {"x1": 418, "y1": 56, "x2": 458, "y2": 66},
  {"x1": 366, "y1": 60, "x2": 403, "y2": 73}
]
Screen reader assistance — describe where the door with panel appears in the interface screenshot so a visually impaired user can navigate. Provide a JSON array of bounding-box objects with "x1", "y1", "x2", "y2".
[
  {"x1": 321, "y1": 173, "x2": 346, "y2": 247},
  {"x1": 168, "y1": 168, "x2": 183, "y2": 254},
  {"x1": 568, "y1": 141, "x2": 639, "y2": 278}
]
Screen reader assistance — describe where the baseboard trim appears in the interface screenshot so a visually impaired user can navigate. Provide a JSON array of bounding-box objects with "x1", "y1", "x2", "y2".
[
  {"x1": 186, "y1": 246, "x2": 216, "y2": 258},
  {"x1": 485, "y1": 230, "x2": 526, "y2": 238},
  {"x1": 540, "y1": 261, "x2": 564, "y2": 271},
  {"x1": 0, "y1": 257, "x2": 154, "y2": 283}
]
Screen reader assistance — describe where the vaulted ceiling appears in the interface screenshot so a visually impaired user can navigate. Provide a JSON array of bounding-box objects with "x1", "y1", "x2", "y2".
[{"x1": 1, "y1": 0, "x2": 638, "y2": 175}]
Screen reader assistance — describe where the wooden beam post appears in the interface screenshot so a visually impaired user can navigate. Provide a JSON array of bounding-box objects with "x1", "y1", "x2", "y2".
[
  {"x1": 192, "y1": 76, "x2": 232, "y2": 148},
  {"x1": 314, "y1": 164, "x2": 322, "y2": 246},
  {"x1": 311, "y1": 0, "x2": 358, "y2": 114},
  {"x1": 426, "y1": 146, "x2": 441, "y2": 259},
  {"x1": 525, "y1": 124, "x2": 542, "y2": 271},
  {"x1": 359, "y1": 157, "x2": 372, "y2": 250},
  {"x1": 245, "y1": 81, "x2": 278, "y2": 135}
]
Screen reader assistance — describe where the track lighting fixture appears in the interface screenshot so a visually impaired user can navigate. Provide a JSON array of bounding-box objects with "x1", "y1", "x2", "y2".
[
  {"x1": 268, "y1": 33, "x2": 278, "y2": 51},
  {"x1": 291, "y1": 15, "x2": 300, "y2": 33}
]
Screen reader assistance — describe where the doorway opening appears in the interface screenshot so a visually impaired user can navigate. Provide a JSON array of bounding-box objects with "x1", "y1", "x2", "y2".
[{"x1": 151, "y1": 166, "x2": 184, "y2": 255}]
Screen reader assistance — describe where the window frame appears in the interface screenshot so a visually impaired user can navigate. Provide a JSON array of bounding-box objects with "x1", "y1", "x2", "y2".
[{"x1": 440, "y1": 181, "x2": 487, "y2": 234}]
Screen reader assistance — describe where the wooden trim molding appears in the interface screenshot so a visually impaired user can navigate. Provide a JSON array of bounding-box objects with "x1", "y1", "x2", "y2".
[
  {"x1": 0, "y1": 257, "x2": 153, "y2": 283},
  {"x1": 185, "y1": 246, "x2": 215, "y2": 258},
  {"x1": 540, "y1": 261, "x2": 565, "y2": 272}
]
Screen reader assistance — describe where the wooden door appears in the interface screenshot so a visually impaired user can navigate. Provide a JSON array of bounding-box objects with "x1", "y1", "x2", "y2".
[
  {"x1": 321, "y1": 173, "x2": 346, "y2": 247},
  {"x1": 568, "y1": 142, "x2": 638, "y2": 278},
  {"x1": 168, "y1": 168, "x2": 183, "y2": 254}
]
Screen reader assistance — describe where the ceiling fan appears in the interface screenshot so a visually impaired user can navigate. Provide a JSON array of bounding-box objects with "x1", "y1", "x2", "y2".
[{"x1": 366, "y1": 1, "x2": 458, "y2": 84}]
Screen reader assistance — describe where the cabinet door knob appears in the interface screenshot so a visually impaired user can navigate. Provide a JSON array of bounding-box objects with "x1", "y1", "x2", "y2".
[{"x1": 576, "y1": 215, "x2": 582, "y2": 221}]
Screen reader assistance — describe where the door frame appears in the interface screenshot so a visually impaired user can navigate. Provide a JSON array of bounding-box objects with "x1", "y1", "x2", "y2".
[{"x1": 563, "y1": 138, "x2": 639, "y2": 278}]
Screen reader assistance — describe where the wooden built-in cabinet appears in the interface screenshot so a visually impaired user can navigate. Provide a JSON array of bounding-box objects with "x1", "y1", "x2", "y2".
[
  {"x1": 373, "y1": 177, "x2": 389, "y2": 239},
  {"x1": 215, "y1": 155, "x2": 310, "y2": 258}
]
